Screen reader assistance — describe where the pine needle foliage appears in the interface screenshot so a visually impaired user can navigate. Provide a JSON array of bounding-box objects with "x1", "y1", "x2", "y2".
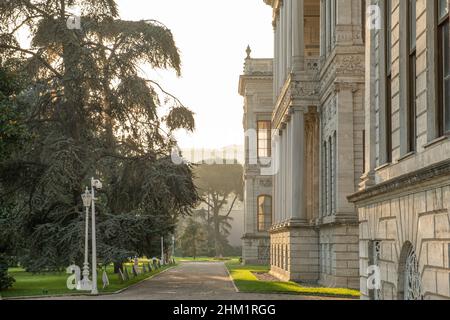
[{"x1": 0, "y1": 0, "x2": 199, "y2": 272}]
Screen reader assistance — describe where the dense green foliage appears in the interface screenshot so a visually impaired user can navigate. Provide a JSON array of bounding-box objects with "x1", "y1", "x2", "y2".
[
  {"x1": 176, "y1": 208, "x2": 240, "y2": 258},
  {"x1": 178, "y1": 216, "x2": 207, "y2": 259},
  {"x1": 0, "y1": 253, "x2": 14, "y2": 290},
  {"x1": 0, "y1": 64, "x2": 28, "y2": 160},
  {"x1": 0, "y1": 63, "x2": 27, "y2": 288},
  {"x1": 0, "y1": 0, "x2": 199, "y2": 275}
]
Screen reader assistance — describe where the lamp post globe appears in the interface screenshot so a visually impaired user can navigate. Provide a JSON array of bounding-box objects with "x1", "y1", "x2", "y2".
[{"x1": 81, "y1": 187, "x2": 92, "y2": 208}]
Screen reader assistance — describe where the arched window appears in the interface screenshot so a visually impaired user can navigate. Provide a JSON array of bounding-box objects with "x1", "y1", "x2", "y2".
[
  {"x1": 257, "y1": 195, "x2": 272, "y2": 232},
  {"x1": 398, "y1": 242, "x2": 423, "y2": 300}
]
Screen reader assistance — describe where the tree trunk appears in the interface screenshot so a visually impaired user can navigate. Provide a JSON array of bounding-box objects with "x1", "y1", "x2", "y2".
[
  {"x1": 213, "y1": 210, "x2": 221, "y2": 257},
  {"x1": 113, "y1": 262, "x2": 123, "y2": 274}
]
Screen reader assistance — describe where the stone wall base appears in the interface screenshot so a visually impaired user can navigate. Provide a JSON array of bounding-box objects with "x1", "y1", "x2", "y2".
[
  {"x1": 269, "y1": 225, "x2": 320, "y2": 283},
  {"x1": 318, "y1": 224, "x2": 360, "y2": 290},
  {"x1": 356, "y1": 182, "x2": 450, "y2": 299},
  {"x1": 242, "y1": 236, "x2": 270, "y2": 265},
  {"x1": 268, "y1": 222, "x2": 360, "y2": 289}
]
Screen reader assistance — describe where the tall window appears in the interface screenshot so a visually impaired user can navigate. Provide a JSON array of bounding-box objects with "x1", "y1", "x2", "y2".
[
  {"x1": 407, "y1": 0, "x2": 417, "y2": 152},
  {"x1": 327, "y1": 0, "x2": 331, "y2": 52},
  {"x1": 330, "y1": 0, "x2": 336, "y2": 48},
  {"x1": 322, "y1": 142, "x2": 327, "y2": 216},
  {"x1": 362, "y1": 0, "x2": 366, "y2": 43},
  {"x1": 385, "y1": 0, "x2": 393, "y2": 162},
  {"x1": 328, "y1": 136, "x2": 332, "y2": 215},
  {"x1": 257, "y1": 121, "x2": 271, "y2": 158},
  {"x1": 257, "y1": 195, "x2": 272, "y2": 232},
  {"x1": 438, "y1": 0, "x2": 450, "y2": 135}
]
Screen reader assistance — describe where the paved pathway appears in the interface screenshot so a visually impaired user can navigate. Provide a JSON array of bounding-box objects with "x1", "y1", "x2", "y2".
[{"x1": 31, "y1": 262, "x2": 341, "y2": 300}]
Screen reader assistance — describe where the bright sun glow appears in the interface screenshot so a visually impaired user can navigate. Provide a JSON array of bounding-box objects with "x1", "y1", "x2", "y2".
[{"x1": 116, "y1": 0, "x2": 274, "y2": 150}]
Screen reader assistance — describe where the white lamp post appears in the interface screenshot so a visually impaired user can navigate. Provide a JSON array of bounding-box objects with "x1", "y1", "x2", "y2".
[
  {"x1": 91, "y1": 177, "x2": 102, "y2": 295},
  {"x1": 80, "y1": 187, "x2": 92, "y2": 291},
  {"x1": 172, "y1": 235, "x2": 175, "y2": 261},
  {"x1": 161, "y1": 236, "x2": 164, "y2": 265}
]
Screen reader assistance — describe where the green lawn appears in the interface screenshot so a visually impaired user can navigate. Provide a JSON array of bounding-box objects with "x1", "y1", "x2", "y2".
[
  {"x1": 226, "y1": 260, "x2": 360, "y2": 299},
  {"x1": 1, "y1": 262, "x2": 174, "y2": 299}
]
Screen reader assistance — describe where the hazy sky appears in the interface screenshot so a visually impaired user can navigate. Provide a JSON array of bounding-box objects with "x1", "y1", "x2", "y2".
[{"x1": 116, "y1": 0, "x2": 274, "y2": 150}]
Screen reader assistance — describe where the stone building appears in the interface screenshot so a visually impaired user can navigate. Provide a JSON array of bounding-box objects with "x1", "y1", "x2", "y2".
[
  {"x1": 349, "y1": 0, "x2": 450, "y2": 300},
  {"x1": 239, "y1": 48, "x2": 274, "y2": 264},
  {"x1": 259, "y1": 0, "x2": 365, "y2": 289}
]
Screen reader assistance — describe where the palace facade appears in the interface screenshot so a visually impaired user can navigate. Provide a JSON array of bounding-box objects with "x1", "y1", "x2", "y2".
[
  {"x1": 349, "y1": 0, "x2": 450, "y2": 300},
  {"x1": 240, "y1": 0, "x2": 450, "y2": 299},
  {"x1": 265, "y1": 0, "x2": 365, "y2": 289},
  {"x1": 239, "y1": 50, "x2": 274, "y2": 264},
  {"x1": 240, "y1": 0, "x2": 365, "y2": 289}
]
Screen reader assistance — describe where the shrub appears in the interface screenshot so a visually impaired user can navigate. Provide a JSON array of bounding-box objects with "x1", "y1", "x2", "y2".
[{"x1": 0, "y1": 253, "x2": 15, "y2": 290}]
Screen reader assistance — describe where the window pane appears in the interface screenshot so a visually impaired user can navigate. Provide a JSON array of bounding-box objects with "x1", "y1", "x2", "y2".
[
  {"x1": 258, "y1": 196, "x2": 272, "y2": 231},
  {"x1": 386, "y1": 0, "x2": 392, "y2": 74},
  {"x1": 443, "y1": 22, "x2": 450, "y2": 133},
  {"x1": 444, "y1": 22, "x2": 450, "y2": 76},
  {"x1": 408, "y1": 54, "x2": 417, "y2": 151},
  {"x1": 409, "y1": 0, "x2": 416, "y2": 51},
  {"x1": 445, "y1": 78, "x2": 450, "y2": 132},
  {"x1": 257, "y1": 121, "x2": 271, "y2": 158},
  {"x1": 439, "y1": 0, "x2": 449, "y2": 20}
]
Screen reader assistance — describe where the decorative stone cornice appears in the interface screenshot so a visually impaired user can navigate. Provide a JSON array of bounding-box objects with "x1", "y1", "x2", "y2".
[
  {"x1": 242, "y1": 233, "x2": 269, "y2": 240},
  {"x1": 348, "y1": 159, "x2": 450, "y2": 203},
  {"x1": 263, "y1": 0, "x2": 282, "y2": 26},
  {"x1": 272, "y1": 72, "x2": 320, "y2": 130},
  {"x1": 238, "y1": 58, "x2": 273, "y2": 96},
  {"x1": 269, "y1": 218, "x2": 310, "y2": 233}
]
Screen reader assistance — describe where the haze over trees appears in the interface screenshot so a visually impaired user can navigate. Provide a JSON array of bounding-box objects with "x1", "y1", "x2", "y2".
[
  {"x1": 194, "y1": 162, "x2": 243, "y2": 257},
  {"x1": 177, "y1": 215, "x2": 207, "y2": 259},
  {"x1": 0, "y1": 0, "x2": 199, "y2": 276}
]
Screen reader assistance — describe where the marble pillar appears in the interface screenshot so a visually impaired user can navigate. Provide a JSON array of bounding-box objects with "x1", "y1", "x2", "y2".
[
  {"x1": 292, "y1": 0, "x2": 305, "y2": 71},
  {"x1": 291, "y1": 108, "x2": 306, "y2": 221},
  {"x1": 286, "y1": 0, "x2": 292, "y2": 73},
  {"x1": 286, "y1": 120, "x2": 292, "y2": 220}
]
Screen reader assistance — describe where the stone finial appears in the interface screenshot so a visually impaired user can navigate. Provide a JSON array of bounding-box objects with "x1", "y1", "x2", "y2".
[{"x1": 246, "y1": 45, "x2": 251, "y2": 59}]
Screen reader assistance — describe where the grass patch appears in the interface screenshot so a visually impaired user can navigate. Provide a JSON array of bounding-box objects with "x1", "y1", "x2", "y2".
[
  {"x1": 226, "y1": 260, "x2": 360, "y2": 299},
  {"x1": 1, "y1": 263, "x2": 174, "y2": 299}
]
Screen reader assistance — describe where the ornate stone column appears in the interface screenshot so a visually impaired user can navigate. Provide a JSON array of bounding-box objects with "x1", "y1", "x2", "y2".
[
  {"x1": 279, "y1": 127, "x2": 285, "y2": 222},
  {"x1": 281, "y1": 3, "x2": 287, "y2": 85},
  {"x1": 286, "y1": 118, "x2": 293, "y2": 220},
  {"x1": 286, "y1": 0, "x2": 292, "y2": 73},
  {"x1": 325, "y1": 0, "x2": 330, "y2": 54},
  {"x1": 290, "y1": 107, "x2": 306, "y2": 222},
  {"x1": 360, "y1": 0, "x2": 376, "y2": 189},
  {"x1": 292, "y1": 0, "x2": 305, "y2": 71},
  {"x1": 275, "y1": 129, "x2": 280, "y2": 224},
  {"x1": 274, "y1": 131, "x2": 281, "y2": 224},
  {"x1": 274, "y1": 24, "x2": 278, "y2": 103},
  {"x1": 320, "y1": 0, "x2": 325, "y2": 59},
  {"x1": 335, "y1": 85, "x2": 356, "y2": 217}
]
